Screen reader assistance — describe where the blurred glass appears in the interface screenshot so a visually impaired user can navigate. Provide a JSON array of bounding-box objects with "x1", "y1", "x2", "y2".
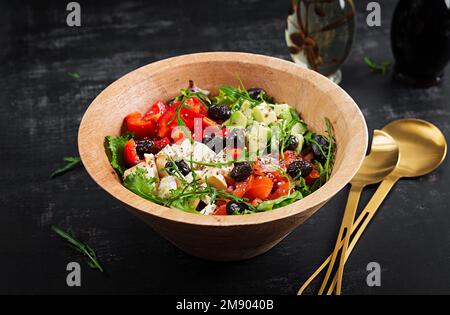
[{"x1": 285, "y1": 0, "x2": 356, "y2": 84}]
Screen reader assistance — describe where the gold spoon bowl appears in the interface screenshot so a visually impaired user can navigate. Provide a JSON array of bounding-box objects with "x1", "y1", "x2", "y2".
[{"x1": 383, "y1": 118, "x2": 447, "y2": 178}]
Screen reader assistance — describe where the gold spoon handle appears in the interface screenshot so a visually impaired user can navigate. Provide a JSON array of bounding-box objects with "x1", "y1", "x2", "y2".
[
  {"x1": 327, "y1": 175, "x2": 400, "y2": 294},
  {"x1": 318, "y1": 184, "x2": 363, "y2": 295},
  {"x1": 298, "y1": 175, "x2": 399, "y2": 295}
]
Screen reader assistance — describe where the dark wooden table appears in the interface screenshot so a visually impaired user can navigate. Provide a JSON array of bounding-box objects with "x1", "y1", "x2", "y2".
[{"x1": 1, "y1": 0, "x2": 449, "y2": 294}]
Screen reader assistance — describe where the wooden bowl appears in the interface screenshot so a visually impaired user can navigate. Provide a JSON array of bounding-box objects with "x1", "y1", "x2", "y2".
[{"x1": 78, "y1": 52, "x2": 368, "y2": 261}]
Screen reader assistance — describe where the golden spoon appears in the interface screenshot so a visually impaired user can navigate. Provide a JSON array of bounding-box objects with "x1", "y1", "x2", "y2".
[
  {"x1": 324, "y1": 118, "x2": 447, "y2": 294},
  {"x1": 299, "y1": 119, "x2": 447, "y2": 295},
  {"x1": 317, "y1": 130, "x2": 399, "y2": 295}
]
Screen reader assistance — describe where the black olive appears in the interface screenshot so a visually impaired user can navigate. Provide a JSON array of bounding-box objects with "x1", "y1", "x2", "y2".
[
  {"x1": 135, "y1": 139, "x2": 154, "y2": 159},
  {"x1": 247, "y1": 87, "x2": 267, "y2": 100},
  {"x1": 226, "y1": 201, "x2": 249, "y2": 215},
  {"x1": 285, "y1": 135, "x2": 299, "y2": 151},
  {"x1": 165, "y1": 160, "x2": 191, "y2": 176},
  {"x1": 312, "y1": 135, "x2": 329, "y2": 162},
  {"x1": 230, "y1": 162, "x2": 253, "y2": 182},
  {"x1": 164, "y1": 161, "x2": 175, "y2": 173},
  {"x1": 208, "y1": 104, "x2": 231, "y2": 121},
  {"x1": 175, "y1": 160, "x2": 191, "y2": 176},
  {"x1": 286, "y1": 160, "x2": 313, "y2": 179},
  {"x1": 196, "y1": 200, "x2": 207, "y2": 211}
]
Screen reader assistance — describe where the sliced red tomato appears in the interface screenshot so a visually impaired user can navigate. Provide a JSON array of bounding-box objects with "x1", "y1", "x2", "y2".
[
  {"x1": 152, "y1": 137, "x2": 170, "y2": 153},
  {"x1": 214, "y1": 204, "x2": 227, "y2": 215},
  {"x1": 252, "y1": 162, "x2": 265, "y2": 177},
  {"x1": 124, "y1": 139, "x2": 141, "y2": 166},
  {"x1": 305, "y1": 168, "x2": 321, "y2": 184},
  {"x1": 124, "y1": 112, "x2": 155, "y2": 138},
  {"x1": 270, "y1": 181, "x2": 291, "y2": 199},
  {"x1": 244, "y1": 176, "x2": 274, "y2": 201},
  {"x1": 144, "y1": 100, "x2": 167, "y2": 123},
  {"x1": 232, "y1": 176, "x2": 253, "y2": 198}
]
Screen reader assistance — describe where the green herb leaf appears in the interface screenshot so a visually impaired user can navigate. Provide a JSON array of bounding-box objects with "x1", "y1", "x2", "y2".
[
  {"x1": 51, "y1": 225, "x2": 104, "y2": 272},
  {"x1": 256, "y1": 191, "x2": 302, "y2": 211},
  {"x1": 50, "y1": 156, "x2": 82, "y2": 178},
  {"x1": 123, "y1": 167, "x2": 164, "y2": 204},
  {"x1": 67, "y1": 72, "x2": 80, "y2": 80},
  {"x1": 364, "y1": 57, "x2": 391, "y2": 75},
  {"x1": 105, "y1": 134, "x2": 132, "y2": 176}
]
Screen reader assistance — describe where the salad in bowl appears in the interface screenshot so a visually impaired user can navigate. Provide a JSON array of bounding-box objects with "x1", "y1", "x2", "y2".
[{"x1": 105, "y1": 80, "x2": 335, "y2": 216}]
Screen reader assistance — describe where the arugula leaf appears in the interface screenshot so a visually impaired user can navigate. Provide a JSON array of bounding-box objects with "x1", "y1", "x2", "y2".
[
  {"x1": 105, "y1": 134, "x2": 132, "y2": 176},
  {"x1": 215, "y1": 85, "x2": 241, "y2": 105},
  {"x1": 50, "y1": 156, "x2": 82, "y2": 178},
  {"x1": 256, "y1": 191, "x2": 302, "y2": 211},
  {"x1": 51, "y1": 225, "x2": 103, "y2": 272},
  {"x1": 295, "y1": 177, "x2": 312, "y2": 197},
  {"x1": 168, "y1": 189, "x2": 200, "y2": 214},
  {"x1": 364, "y1": 57, "x2": 391, "y2": 75},
  {"x1": 323, "y1": 117, "x2": 335, "y2": 181},
  {"x1": 123, "y1": 167, "x2": 164, "y2": 204},
  {"x1": 214, "y1": 85, "x2": 270, "y2": 114},
  {"x1": 67, "y1": 72, "x2": 80, "y2": 80}
]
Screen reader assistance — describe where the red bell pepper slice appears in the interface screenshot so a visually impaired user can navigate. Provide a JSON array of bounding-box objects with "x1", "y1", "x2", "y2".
[
  {"x1": 144, "y1": 100, "x2": 167, "y2": 123},
  {"x1": 124, "y1": 112, "x2": 155, "y2": 138}
]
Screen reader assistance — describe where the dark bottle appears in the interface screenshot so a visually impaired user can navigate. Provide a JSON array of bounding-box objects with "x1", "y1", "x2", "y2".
[{"x1": 391, "y1": 0, "x2": 450, "y2": 87}]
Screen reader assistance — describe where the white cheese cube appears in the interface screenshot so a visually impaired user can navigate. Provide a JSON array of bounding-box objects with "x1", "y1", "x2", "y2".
[
  {"x1": 144, "y1": 153, "x2": 159, "y2": 182},
  {"x1": 200, "y1": 203, "x2": 217, "y2": 215},
  {"x1": 192, "y1": 141, "x2": 216, "y2": 163},
  {"x1": 158, "y1": 176, "x2": 178, "y2": 199}
]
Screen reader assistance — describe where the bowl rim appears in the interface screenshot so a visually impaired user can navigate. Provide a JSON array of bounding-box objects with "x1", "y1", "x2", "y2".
[{"x1": 78, "y1": 52, "x2": 368, "y2": 227}]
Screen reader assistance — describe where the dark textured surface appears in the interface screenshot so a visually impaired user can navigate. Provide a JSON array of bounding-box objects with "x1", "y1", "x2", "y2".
[{"x1": 0, "y1": 0, "x2": 449, "y2": 295}]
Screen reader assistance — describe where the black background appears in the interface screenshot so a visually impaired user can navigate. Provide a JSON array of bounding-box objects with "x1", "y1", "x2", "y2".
[{"x1": 0, "y1": 0, "x2": 449, "y2": 294}]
